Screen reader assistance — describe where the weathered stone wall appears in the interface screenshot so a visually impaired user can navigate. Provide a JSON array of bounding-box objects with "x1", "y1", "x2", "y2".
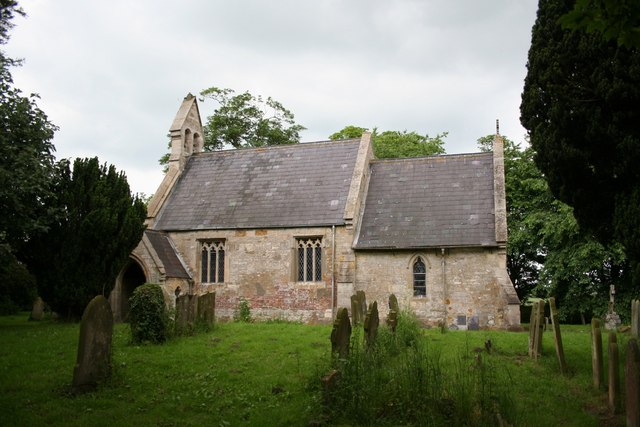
[
  {"x1": 354, "y1": 247, "x2": 520, "y2": 329},
  {"x1": 167, "y1": 225, "x2": 356, "y2": 323}
]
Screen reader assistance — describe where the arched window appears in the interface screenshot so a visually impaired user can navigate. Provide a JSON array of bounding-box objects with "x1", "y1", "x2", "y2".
[{"x1": 413, "y1": 257, "x2": 426, "y2": 296}]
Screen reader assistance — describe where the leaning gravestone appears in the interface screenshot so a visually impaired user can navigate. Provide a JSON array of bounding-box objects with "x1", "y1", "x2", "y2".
[
  {"x1": 591, "y1": 318, "x2": 604, "y2": 390},
  {"x1": 331, "y1": 307, "x2": 352, "y2": 359},
  {"x1": 626, "y1": 339, "x2": 640, "y2": 427},
  {"x1": 387, "y1": 310, "x2": 398, "y2": 333},
  {"x1": 388, "y1": 294, "x2": 399, "y2": 313},
  {"x1": 72, "y1": 295, "x2": 113, "y2": 393},
  {"x1": 30, "y1": 297, "x2": 45, "y2": 321},
  {"x1": 608, "y1": 332, "x2": 620, "y2": 414},
  {"x1": 364, "y1": 301, "x2": 379, "y2": 348},
  {"x1": 549, "y1": 297, "x2": 567, "y2": 375}
]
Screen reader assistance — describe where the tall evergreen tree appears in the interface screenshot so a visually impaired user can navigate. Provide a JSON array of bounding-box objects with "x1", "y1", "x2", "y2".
[
  {"x1": 23, "y1": 158, "x2": 147, "y2": 319},
  {"x1": 520, "y1": 0, "x2": 640, "y2": 283}
]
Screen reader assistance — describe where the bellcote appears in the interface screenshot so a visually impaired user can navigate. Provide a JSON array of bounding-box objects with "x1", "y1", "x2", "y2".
[{"x1": 168, "y1": 93, "x2": 204, "y2": 172}]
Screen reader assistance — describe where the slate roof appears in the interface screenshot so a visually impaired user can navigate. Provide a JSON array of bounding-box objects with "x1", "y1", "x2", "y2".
[
  {"x1": 154, "y1": 140, "x2": 360, "y2": 230},
  {"x1": 355, "y1": 152, "x2": 497, "y2": 249},
  {"x1": 145, "y1": 230, "x2": 191, "y2": 278}
]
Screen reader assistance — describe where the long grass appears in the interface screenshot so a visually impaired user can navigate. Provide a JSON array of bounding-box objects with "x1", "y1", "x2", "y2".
[{"x1": 0, "y1": 313, "x2": 629, "y2": 426}]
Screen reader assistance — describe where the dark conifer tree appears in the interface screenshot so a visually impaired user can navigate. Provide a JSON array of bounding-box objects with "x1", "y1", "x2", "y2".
[{"x1": 521, "y1": 0, "x2": 640, "y2": 284}]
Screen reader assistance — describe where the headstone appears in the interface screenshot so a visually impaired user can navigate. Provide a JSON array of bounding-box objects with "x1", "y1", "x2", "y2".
[
  {"x1": 625, "y1": 339, "x2": 640, "y2": 427},
  {"x1": 468, "y1": 316, "x2": 480, "y2": 331},
  {"x1": 356, "y1": 290, "x2": 367, "y2": 321},
  {"x1": 331, "y1": 307, "x2": 352, "y2": 359},
  {"x1": 350, "y1": 295, "x2": 359, "y2": 326},
  {"x1": 549, "y1": 297, "x2": 567, "y2": 375},
  {"x1": 534, "y1": 300, "x2": 545, "y2": 359},
  {"x1": 388, "y1": 294, "x2": 399, "y2": 313},
  {"x1": 364, "y1": 301, "x2": 379, "y2": 348},
  {"x1": 631, "y1": 300, "x2": 640, "y2": 338},
  {"x1": 321, "y1": 370, "x2": 341, "y2": 407},
  {"x1": 528, "y1": 301, "x2": 537, "y2": 357},
  {"x1": 591, "y1": 318, "x2": 604, "y2": 390},
  {"x1": 72, "y1": 295, "x2": 113, "y2": 393},
  {"x1": 386, "y1": 309, "x2": 398, "y2": 333},
  {"x1": 30, "y1": 297, "x2": 45, "y2": 321},
  {"x1": 607, "y1": 332, "x2": 620, "y2": 414},
  {"x1": 197, "y1": 292, "x2": 216, "y2": 325},
  {"x1": 176, "y1": 294, "x2": 190, "y2": 331}
]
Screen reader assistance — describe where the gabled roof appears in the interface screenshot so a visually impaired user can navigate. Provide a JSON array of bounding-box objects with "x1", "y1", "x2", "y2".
[
  {"x1": 154, "y1": 140, "x2": 361, "y2": 230},
  {"x1": 145, "y1": 230, "x2": 191, "y2": 278},
  {"x1": 355, "y1": 152, "x2": 497, "y2": 249}
]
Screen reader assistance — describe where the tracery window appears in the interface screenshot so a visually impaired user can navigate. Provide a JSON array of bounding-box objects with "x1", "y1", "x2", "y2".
[
  {"x1": 201, "y1": 240, "x2": 225, "y2": 283},
  {"x1": 413, "y1": 257, "x2": 426, "y2": 296},
  {"x1": 297, "y1": 237, "x2": 322, "y2": 282}
]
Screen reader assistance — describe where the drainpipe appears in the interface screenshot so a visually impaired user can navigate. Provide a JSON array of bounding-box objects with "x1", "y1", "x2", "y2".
[
  {"x1": 441, "y1": 248, "x2": 447, "y2": 326},
  {"x1": 332, "y1": 225, "x2": 336, "y2": 319}
]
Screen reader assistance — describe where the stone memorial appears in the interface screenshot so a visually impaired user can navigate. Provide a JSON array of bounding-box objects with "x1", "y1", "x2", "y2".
[
  {"x1": 388, "y1": 294, "x2": 399, "y2": 313},
  {"x1": 607, "y1": 332, "x2": 620, "y2": 413},
  {"x1": 625, "y1": 339, "x2": 640, "y2": 427},
  {"x1": 591, "y1": 318, "x2": 604, "y2": 390},
  {"x1": 331, "y1": 307, "x2": 352, "y2": 359},
  {"x1": 71, "y1": 295, "x2": 113, "y2": 393},
  {"x1": 364, "y1": 301, "x2": 379, "y2": 348},
  {"x1": 549, "y1": 297, "x2": 567, "y2": 375},
  {"x1": 30, "y1": 297, "x2": 45, "y2": 321}
]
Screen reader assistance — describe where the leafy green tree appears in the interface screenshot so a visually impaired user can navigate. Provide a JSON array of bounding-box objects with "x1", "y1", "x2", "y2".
[
  {"x1": 23, "y1": 158, "x2": 147, "y2": 319},
  {"x1": 558, "y1": 0, "x2": 640, "y2": 47},
  {"x1": 330, "y1": 126, "x2": 447, "y2": 158},
  {"x1": 159, "y1": 86, "x2": 305, "y2": 167},
  {"x1": 0, "y1": 1, "x2": 57, "y2": 311},
  {"x1": 521, "y1": 0, "x2": 640, "y2": 285},
  {"x1": 0, "y1": 1, "x2": 57, "y2": 249},
  {"x1": 478, "y1": 135, "x2": 631, "y2": 321}
]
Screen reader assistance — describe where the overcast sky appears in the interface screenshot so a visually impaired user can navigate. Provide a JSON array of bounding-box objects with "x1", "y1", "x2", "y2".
[{"x1": 6, "y1": 0, "x2": 539, "y2": 195}]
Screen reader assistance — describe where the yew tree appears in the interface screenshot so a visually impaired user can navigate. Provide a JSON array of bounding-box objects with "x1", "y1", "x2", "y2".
[
  {"x1": 23, "y1": 158, "x2": 147, "y2": 319},
  {"x1": 521, "y1": 0, "x2": 640, "y2": 284}
]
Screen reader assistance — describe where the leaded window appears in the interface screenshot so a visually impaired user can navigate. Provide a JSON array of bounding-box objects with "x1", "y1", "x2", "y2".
[
  {"x1": 297, "y1": 237, "x2": 322, "y2": 282},
  {"x1": 413, "y1": 257, "x2": 426, "y2": 296},
  {"x1": 201, "y1": 240, "x2": 225, "y2": 283}
]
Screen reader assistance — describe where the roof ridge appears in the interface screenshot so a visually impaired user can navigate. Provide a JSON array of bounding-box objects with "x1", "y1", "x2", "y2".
[
  {"x1": 193, "y1": 138, "x2": 361, "y2": 156},
  {"x1": 370, "y1": 151, "x2": 492, "y2": 163}
]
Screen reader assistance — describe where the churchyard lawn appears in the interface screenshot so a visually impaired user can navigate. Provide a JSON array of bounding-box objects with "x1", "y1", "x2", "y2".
[{"x1": 0, "y1": 314, "x2": 626, "y2": 426}]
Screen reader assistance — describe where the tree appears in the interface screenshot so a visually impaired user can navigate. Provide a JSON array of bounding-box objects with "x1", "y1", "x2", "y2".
[
  {"x1": 23, "y1": 158, "x2": 147, "y2": 319},
  {"x1": 521, "y1": 0, "x2": 640, "y2": 285},
  {"x1": 0, "y1": 1, "x2": 58, "y2": 311},
  {"x1": 329, "y1": 126, "x2": 447, "y2": 158},
  {"x1": 558, "y1": 0, "x2": 640, "y2": 48},
  {"x1": 0, "y1": 0, "x2": 57, "y2": 249},
  {"x1": 159, "y1": 86, "x2": 305, "y2": 167},
  {"x1": 478, "y1": 135, "x2": 631, "y2": 322}
]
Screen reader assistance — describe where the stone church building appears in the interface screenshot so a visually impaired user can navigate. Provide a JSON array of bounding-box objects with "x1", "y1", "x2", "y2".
[{"x1": 109, "y1": 94, "x2": 520, "y2": 329}]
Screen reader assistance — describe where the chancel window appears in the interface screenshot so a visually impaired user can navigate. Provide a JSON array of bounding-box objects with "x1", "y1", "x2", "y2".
[
  {"x1": 297, "y1": 237, "x2": 322, "y2": 282},
  {"x1": 201, "y1": 240, "x2": 225, "y2": 283},
  {"x1": 413, "y1": 257, "x2": 426, "y2": 296}
]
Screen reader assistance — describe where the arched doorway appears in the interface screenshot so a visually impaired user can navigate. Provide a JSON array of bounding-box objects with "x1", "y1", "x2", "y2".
[{"x1": 114, "y1": 259, "x2": 147, "y2": 322}]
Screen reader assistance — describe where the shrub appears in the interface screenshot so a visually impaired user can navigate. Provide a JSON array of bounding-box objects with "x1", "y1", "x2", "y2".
[
  {"x1": 233, "y1": 297, "x2": 252, "y2": 322},
  {"x1": 0, "y1": 245, "x2": 37, "y2": 315},
  {"x1": 129, "y1": 284, "x2": 168, "y2": 344}
]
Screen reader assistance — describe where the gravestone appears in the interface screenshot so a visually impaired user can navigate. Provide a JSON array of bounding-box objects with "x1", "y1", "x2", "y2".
[
  {"x1": 197, "y1": 292, "x2": 216, "y2": 325},
  {"x1": 356, "y1": 290, "x2": 367, "y2": 321},
  {"x1": 176, "y1": 294, "x2": 199, "y2": 333},
  {"x1": 625, "y1": 339, "x2": 640, "y2": 427},
  {"x1": 72, "y1": 295, "x2": 113, "y2": 393},
  {"x1": 388, "y1": 294, "x2": 399, "y2": 313},
  {"x1": 350, "y1": 295, "x2": 360, "y2": 326},
  {"x1": 364, "y1": 301, "x2": 379, "y2": 348},
  {"x1": 549, "y1": 297, "x2": 567, "y2": 375},
  {"x1": 30, "y1": 297, "x2": 45, "y2": 321},
  {"x1": 321, "y1": 370, "x2": 341, "y2": 407},
  {"x1": 591, "y1": 318, "x2": 604, "y2": 390},
  {"x1": 386, "y1": 310, "x2": 398, "y2": 333},
  {"x1": 468, "y1": 316, "x2": 480, "y2": 331},
  {"x1": 528, "y1": 302, "x2": 537, "y2": 357},
  {"x1": 632, "y1": 300, "x2": 640, "y2": 338},
  {"x1": 331, "y1": 307, "x2": 352, "y2": 359},
  {"x1": 529, "y1": 300, "x2": 544, "y2": 359},
  {"x1": 607, "y1": 332, "x2": 620, "y2": 414}
]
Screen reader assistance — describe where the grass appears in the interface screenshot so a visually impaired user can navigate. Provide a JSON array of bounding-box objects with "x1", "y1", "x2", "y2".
[{"x1": 0, "y1": 313, "x2": 631, "y2": 426}]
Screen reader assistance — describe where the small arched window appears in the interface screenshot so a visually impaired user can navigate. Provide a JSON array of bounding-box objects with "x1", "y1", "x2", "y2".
[{"x1": 413, "y1": 257, "x2": 426, "y2": 296}]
